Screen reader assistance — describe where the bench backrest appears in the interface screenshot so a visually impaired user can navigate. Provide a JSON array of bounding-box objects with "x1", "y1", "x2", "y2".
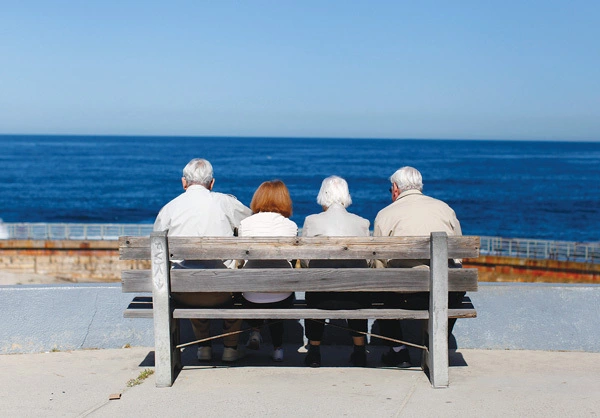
[{"x1": 119, "y1": 232, "x2": 480, "y2": 294}]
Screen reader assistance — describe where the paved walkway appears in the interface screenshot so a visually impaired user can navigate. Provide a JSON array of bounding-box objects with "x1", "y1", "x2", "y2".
[{"x1": 2, "y1": 345, "x2": 599, "y2": 417}]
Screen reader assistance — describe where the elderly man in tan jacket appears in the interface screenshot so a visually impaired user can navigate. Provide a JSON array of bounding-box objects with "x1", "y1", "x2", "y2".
[{"x1": 373, "y1": 166, "x2": 463, "y2": 367}]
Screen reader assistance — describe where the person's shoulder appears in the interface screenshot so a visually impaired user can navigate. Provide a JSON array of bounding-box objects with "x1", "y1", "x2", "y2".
[
  {"x1": 375, "y1": 201, "x2": 396, "y2": 219},
  {"x1": 423, "y1": 193, "x2": 454, "y2": 210},
  {"x1": 211, "y1": 191, "x2": 241, "y2": 201},
  {"x1": 303, "y1": 212, "x2": 322, "y2": 223},
  {"x1": 211, "y1": 191, "x2": 248, "y2": 209},
  {"x1": 345, "y1": 210, "x2": 370, "y2": 225}
]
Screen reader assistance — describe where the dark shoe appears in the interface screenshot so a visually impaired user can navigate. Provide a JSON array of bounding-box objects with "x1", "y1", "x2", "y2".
[
  {"x1": 304, "y1": 345, "x2": 321, "y2": 368},
  {"x1": 381, "y1": 348, "x2": 411, "y2": 368},
  {"x1": 350, "y1": 346, "x2": 367, "y2": 367}
]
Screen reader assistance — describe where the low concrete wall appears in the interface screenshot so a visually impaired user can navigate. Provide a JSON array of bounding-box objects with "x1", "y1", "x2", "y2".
[
  {"x1": 464, "y1": 255, "x2": 600, "y2": 284},
  {"x1": 1, "y1": 283, "x2": 599, "y2": 354},
  {"x1": 0, "y1": 240, "x2": 148, "y2": 282}
]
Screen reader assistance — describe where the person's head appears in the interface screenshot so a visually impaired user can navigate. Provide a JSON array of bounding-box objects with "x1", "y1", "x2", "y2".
[
  {"x1": 182, "y1": 158, "x2": 214, "y2": 190},
  {"x1": 250, "y1": 180, "x2": 293, "y2": 218},
  {"x1": 389, "y1": 166, "x2": 423, "y2": 200},
  {"x1": 316, "y1": 175, "x2": 352, "y2": 209}
]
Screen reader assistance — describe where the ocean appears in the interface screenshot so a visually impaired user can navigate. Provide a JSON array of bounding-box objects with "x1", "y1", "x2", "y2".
[{"x1": 0, "y1": 135, "x2": 598, "y2": 242}]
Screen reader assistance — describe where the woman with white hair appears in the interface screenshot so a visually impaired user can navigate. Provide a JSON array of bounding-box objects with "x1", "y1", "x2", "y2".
[{"x1": 301, "y1": 176, "x2": 371, "y2": 367}]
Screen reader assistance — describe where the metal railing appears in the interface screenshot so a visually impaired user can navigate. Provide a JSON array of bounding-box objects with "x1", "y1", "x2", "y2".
[
  {"x1": 479, "y1": 236, "x2": 599, "y2": 264},
  {"x1": 0, "y1": 223, "x2": 598, "y2": 264},
  {"x1": 0, "y1": 223, "x2": 154, "y2": 241}
]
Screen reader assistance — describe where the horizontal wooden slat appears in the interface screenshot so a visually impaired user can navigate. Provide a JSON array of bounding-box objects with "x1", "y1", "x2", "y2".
[
  {"x1": 122, "y1": 268, "x2": 478, "y2": 293},
  {"x1": 173, "y1": 307, "x2": 477, "y2": 320},
  {"x1": 123, "y1": 296, "x2": 153, "y2": 318},
  {"x1": 119, "y1": 235, "x2": 480, "y2": 260},
  {"x1": 119, "y1": 236, "x2": 151, "y2": 260},
  {"x1": 123, "y1": 296, "x2": 477, "y2": 319},
  {"x1": 121, "y1": 270, "x2": 152, "y2": 292},
  {"x1": 170, "y1": 268, "x2": 478, "y2": 292}
]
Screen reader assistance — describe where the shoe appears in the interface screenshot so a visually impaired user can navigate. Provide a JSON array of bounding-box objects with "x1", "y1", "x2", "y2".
[
  {"x1": 246, "y1": 330, "x2": 262, "y2": 351},
  {"x1": 350, "y1": 346, "x2": 367, "y2": 367},
  {"x1": 222, "y1": 346, "x2": 245, "y2": 362},
  {"x1": 304, "y1": 345, "x2": 321, "y2": 368},
  {"x1": 381, "y1": 348, "x2": 411, "y2": 368},
  {"x1": 272, "y1": 347, "x2": 284, "y2": 362},
  {"x1": 197, "y1": 346, "x2": 212, "y2": 361}
]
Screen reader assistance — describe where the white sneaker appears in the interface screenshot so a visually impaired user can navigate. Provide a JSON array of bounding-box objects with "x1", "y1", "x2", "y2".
[
  {"x1": 246, "y1": 330, "x2": 262, "y2": 350},
  {"x1": 197, "y1": 346, "x2": 212, "y2": 361},
  {"x1": 272, "y1": 347, "x2": 284, "y2": 362},
  {"x1": 222, "y1": 346, "x2": 245, "y2": 362}
]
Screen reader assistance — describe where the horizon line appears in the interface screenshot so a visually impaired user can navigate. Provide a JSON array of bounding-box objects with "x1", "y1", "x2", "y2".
[{"x1": 1, "y1": 133, "x2": 599, "y2": 143}]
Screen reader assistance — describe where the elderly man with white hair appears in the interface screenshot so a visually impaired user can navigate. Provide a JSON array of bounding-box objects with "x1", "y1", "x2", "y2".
[
  {"x1": 301, "y1": 175, "x2": 371, "y2": 368},
  {"x1": 374, "y1": 166, "x2": 462, "y2": 368},
  {"x1": 154, "y1": 158, "x2": 252, "y2": 363}
]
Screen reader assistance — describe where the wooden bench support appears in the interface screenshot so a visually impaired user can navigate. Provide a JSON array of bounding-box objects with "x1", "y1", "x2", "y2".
[
  {"x1": 426, "y1": 232, "x2": 449, "y2": 388},
  {"x1": 151, "y1": 231, "x2": 180, "y2": 388}
]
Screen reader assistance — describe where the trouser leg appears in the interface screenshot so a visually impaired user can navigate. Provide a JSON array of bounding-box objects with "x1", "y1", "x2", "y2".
[
  {"x1": 246, "y1": 319, "x2": 265, "y2": 329},
  {"x1": 190, "y1": 319, "x2": 211, "y2": 344},
  {"x1": 305, "y1": 319, "x2": 325, "y2": 342},
  {"x1": 379, "y1": 319, "x2": 404, "y2": 345},
  {"x1": 347, "y1": 319, "x2": 367, "y2": 337},
  {"x1": 222, "y1": 319, "x2": 243, "y2": 347},
  {"x1": 268, "y1": 320, "x2": 285, "y2": 348}
]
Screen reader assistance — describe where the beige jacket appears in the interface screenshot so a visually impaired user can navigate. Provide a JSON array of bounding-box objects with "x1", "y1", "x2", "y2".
[{"x1": 373, "y1": 189, "x2": 462, "y2": 267}]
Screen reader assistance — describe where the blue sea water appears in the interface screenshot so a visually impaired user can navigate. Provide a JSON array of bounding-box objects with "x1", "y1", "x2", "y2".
[{"x1": 0, "y1": 135, "x2": 598, "y2": 242}]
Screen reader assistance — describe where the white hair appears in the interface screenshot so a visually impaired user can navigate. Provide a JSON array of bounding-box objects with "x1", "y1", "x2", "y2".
[
  {"x1": 316, "y1": 175, "x2": 352, "y2": 208},
  {"x1": 182, "y1": 158, "x2": 213, "y2": 187},
  {"x1": 390, "y1": 166, "x2": 423, "y2": 192}
]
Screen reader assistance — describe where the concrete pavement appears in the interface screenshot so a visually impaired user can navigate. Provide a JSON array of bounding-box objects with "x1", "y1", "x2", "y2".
[{"x1": 2, "y1": 344, "x2": 599, "y2": 417}]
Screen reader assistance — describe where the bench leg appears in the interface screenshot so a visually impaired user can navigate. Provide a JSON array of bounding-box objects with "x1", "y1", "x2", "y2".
[
  {"x1": 151, "y1": 231, "x2": 178, "y2": 387},
  {"x1": 427, "y1": 232, "x2": 449, "y2": 388}
]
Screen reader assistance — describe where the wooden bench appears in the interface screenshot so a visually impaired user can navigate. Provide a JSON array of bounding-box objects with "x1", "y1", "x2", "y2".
[{"x1": 119, "y1": 231, "x2": 479, "y2": 388}]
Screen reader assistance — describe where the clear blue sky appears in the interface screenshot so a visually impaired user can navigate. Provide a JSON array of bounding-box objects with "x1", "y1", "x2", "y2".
[{"x1": 1, "y1": 1, "x2": 599, "y2": 141}]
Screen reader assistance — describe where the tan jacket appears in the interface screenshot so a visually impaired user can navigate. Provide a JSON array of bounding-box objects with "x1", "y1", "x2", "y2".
[{"x1": 373, "y1": 189, "x2": 462, "y2": 267}]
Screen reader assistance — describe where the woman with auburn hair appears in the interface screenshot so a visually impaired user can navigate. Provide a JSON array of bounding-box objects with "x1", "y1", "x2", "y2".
[{"x1": 239, "y1": 180, "x2": 298, "y2": 362}]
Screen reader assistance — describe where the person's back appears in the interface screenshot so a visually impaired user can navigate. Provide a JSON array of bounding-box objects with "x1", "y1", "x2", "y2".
[
  {"x1": 301, "y1": 176, "x2": 371, "y2": 367},
  {"x1": 374, "y1": 190, "x2": 460, "y2": 238},
  {"x1": 152, "y1": 158, "x2": 251, "y2": 363},
  {"x1": 374, "y1": 166, "x2": 464, "y2": 367},
  {"x1": 303, "y1": 202, "x2": 369, "y2": 237}
]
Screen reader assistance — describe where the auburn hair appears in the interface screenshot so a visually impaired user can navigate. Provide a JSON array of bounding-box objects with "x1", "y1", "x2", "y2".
[{"x1": 250, "y1": 180, "x2": 293, "y2": 218}]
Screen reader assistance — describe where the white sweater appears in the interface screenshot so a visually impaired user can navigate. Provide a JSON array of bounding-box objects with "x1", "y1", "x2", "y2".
[{"x1": 239, "y1": 212, "x2": 298, "y2": 304}]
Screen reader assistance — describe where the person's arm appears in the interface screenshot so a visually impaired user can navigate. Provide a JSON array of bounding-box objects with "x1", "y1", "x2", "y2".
[
  {"x1": 222, "y1": 195, "x2": 252, "y2": 232},
  {"x1": 372, "y1": 216, "x2": 387, "y2": 268},
  {"x1": 300, "y1": 219, "x2": 310, "y2": 268},
  {"x1": 451, "y1": 211, "x2": 462, "y2": 236},
  {"x1": 153, "y1": 208, "x2": 169, "y2": 232},
  {"x1": 450, "y1": 210, "x2": 463, "y2": 265}
]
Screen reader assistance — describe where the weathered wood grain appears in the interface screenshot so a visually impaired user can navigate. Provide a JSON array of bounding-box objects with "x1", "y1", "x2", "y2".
[
  {"x1": 429, "y1": 231, "x2": 449, "y2": 388},
  {"x1": 119, "y1": 236, "x2": 480, "y2": 260},
  {"x1": 168, "y1": 268, "x2": 478, "y2": 292},
  {"x1": 122, "y1": 268, "x2": 478, "y2": 293},
  {"x1": 172, "y1": 307, "x2": 477, "y2": 320},
  {"x1": 121, "y1": 270, "x2": 152, "y2": 292}
]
